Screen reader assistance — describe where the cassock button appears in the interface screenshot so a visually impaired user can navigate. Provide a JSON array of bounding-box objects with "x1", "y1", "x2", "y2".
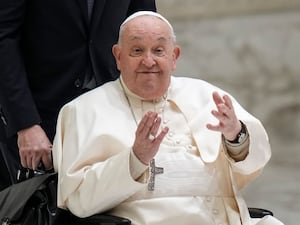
[
  {"x1": 74, "y1": 78, "x2": 82, "y2": 88},
  {"x1": 168, "y1": 132, "x2": 174, "y2": 137},
  {"x1": 175, "y1": 140, "x2": 181, "y2": 144},
  {"x1": 206, "y1": 196, "x2": 212, "y2": 202},
  {"x1": 213, "y1": 209, "x2": 219, "y2": 215}
]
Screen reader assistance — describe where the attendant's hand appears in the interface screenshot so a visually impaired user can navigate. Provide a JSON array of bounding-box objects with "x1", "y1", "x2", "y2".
[
  {"x1": 132, "y1": 111, "x2": 169, "y2": 165},
  {"x1": 17, "y1": 124, "x2": 53, "y2": 170},
  {"x1": 206, "y1": 91, "x2": 241, "y2": 141}
]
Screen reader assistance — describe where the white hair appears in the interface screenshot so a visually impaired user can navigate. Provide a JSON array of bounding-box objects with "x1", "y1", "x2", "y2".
[{"x1": 118, "y1": 11, "x2": 176, "y2": 45}]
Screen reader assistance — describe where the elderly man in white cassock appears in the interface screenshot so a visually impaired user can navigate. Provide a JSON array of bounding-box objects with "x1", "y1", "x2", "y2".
[{"x1": 53, "y1": 11, "x2": 284, "y2": 225}]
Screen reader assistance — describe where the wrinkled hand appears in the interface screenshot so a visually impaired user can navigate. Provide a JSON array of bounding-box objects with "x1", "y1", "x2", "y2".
[
  {"x1": 17, "y1": 124, "x2": 53, "y2": 170},
  {"x1": 206, "y1": 91, "x2": 241, "y2": 141},
  {"x1": 133, "y1": 111, "x2": 169, "y2": 165}
]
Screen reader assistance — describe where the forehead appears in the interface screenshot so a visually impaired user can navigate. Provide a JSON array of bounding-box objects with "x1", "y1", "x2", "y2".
[{"x1": 122, "y1": 16, "x2": 172, "y2": 42}]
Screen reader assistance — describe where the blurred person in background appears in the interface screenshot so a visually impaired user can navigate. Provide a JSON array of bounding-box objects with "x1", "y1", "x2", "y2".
[{"x1": 0, "y1": 0, "x2": 156, "y2": 190}]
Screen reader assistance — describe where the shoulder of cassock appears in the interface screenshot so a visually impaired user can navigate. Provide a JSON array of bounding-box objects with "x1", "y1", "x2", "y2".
[
  {"x1": 168, "y1": 76, "x2": 271, "y2": 173},
  {"x1": 53, "y1": 79, "x2": 135, "y2": 171}
]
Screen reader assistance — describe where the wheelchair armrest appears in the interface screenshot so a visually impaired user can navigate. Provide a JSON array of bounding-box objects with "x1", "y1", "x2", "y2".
[
  {"x1": 53, "y1": 209, "x2": 131, "y2": 225},
  {"x1": 70, "y1": 214, "x2": 131, "y2": 225},
  {"x1": 248, "y1": 207, "x2": 273, "y2": 218}
]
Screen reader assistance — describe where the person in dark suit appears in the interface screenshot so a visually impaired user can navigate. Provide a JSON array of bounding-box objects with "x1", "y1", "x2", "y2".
[{"x1": 0, "y1": 0, "x2": 156, "y2": 190}]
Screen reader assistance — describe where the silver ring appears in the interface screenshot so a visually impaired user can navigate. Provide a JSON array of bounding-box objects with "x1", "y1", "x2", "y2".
[{"x1": 148, "y1": 134, "x2": 155, "y2": 141}]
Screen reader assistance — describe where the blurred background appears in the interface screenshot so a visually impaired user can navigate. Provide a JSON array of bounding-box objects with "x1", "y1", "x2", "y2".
[{"x1": 157, "y1": 1, "x2": 300, "y2": 224}]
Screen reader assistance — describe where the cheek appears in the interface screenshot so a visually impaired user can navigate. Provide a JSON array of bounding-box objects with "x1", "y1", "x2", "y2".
[
  {"x1": 121, "y1": 58, "x2": 139, "y2": 71},
  {"x1": 159, "y1": 58, "x2": 176, "y2": 72}
]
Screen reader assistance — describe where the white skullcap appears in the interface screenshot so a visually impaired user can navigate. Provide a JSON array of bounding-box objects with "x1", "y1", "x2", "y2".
[
  {"x1": 120, "y1": 11, "x2": 174, "y2": 33},
  {"x1": 118, "y1": 11, "x2": 176, "y2": 44}
]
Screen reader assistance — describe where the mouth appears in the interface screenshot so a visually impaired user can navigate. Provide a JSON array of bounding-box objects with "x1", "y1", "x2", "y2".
[{"x1": 137, "y1": 71, "x2": 160, "y2": 75}]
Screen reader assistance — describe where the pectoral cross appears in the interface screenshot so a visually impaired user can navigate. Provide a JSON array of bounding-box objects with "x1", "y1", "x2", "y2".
[{"x1": 148, "y1": 159, "x2": 164, "y2": 191}]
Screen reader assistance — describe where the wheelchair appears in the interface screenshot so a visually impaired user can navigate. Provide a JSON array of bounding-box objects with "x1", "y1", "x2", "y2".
[{"x1": 66, "y1": 207, "x2": 274, "y2": 225}]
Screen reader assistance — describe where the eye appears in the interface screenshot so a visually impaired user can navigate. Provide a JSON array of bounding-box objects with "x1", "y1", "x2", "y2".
[
  {"x1": 130, "y1": 47, "x2": 143, "y2": 57},
  {"x1": 153, "y1": 48, "x2": 165, "y2": 56}
]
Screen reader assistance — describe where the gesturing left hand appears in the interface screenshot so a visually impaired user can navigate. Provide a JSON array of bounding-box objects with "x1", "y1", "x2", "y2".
[{"x1": 206, "y1": 91, "x2": 241, "y2": 141}]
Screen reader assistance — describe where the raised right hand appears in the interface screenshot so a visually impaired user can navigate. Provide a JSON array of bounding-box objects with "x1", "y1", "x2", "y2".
[{"x1": 132, "y1": 111, "x2": 169, "y2": 165}]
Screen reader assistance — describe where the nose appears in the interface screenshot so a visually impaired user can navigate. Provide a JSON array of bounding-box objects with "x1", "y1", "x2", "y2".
[{"x1": 142, "y1": 53, "x2": 156, "y2": 67}]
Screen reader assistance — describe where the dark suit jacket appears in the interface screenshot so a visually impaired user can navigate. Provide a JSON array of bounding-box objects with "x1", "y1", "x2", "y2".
[{"x1": 0, "y1": 0, "x2": 156, "y2": 141}]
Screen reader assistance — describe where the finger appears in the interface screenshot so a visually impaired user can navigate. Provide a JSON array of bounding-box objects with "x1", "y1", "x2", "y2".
[
  {"x1": 223, "y1": 94, "x2": 233, "y2": 110},
  {"x1": 212, "y1": 92, "x2": 231, "y2": 118},
  {"x1": 211, "y1": 109, "x2": 228, "y2": 122},
  {"x1": 42, "y1": 153, "x2": 53, "y2": 170},
  {"x1": 20, "y1": 154, "x2": 28, "y2": 168},
  {"x1": 142, "y1": 112, "x2": 158, "y2": 138},
  {"x1": 136, "y1": 111, "x2": 156, "y2": 134},
  {"x1": 32, "y1": 156, "x2": 41, "y2": 170},
  {"x1": 216, "y1": 105, "x2": 232, "y2": 119},
  {"x1": 149, "y1": 116, "x2": 161, "y2": 139},
  {"x1": 26, "y1": 155, "x2": 32, "y2": 169},
  {"x1": 153, "y1": 126, "x2": 169, "y2": 145},
  {"x1": 206, "y1": 123, "x2": 220, "y2": 132},
  {"x1": 136, "y1": 112, "x2": 149, "y2": 133},
  {"x1": 212, "y1": 91, "x2": 224, "y2": 106}
]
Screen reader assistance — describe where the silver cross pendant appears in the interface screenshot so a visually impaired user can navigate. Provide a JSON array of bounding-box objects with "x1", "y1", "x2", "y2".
[{"x1": 148, "y1": 159, "x2": 164, "y2": 191}]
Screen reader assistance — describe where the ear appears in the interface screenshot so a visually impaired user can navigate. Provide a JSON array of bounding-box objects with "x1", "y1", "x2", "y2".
[
  {"x1": 112, "y1": 44, "x2": 121, "y2": 70},
  {"x1": 172, "y1": 45, "x2": 181, "y2": 71}
]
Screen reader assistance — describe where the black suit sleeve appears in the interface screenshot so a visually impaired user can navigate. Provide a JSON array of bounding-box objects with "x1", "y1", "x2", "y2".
[{"x1": 0, "y1": 1, "x2": 41, "y2": 137}]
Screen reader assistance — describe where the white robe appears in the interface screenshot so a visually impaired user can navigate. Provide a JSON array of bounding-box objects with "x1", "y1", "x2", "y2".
[{"x1": 53, "y1": 76, "x2": 284, "y2": 225}]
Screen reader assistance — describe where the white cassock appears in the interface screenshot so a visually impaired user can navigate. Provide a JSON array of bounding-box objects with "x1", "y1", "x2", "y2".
[{"x1": 53, "y1": 76, "x2": 284, "y2": 225}]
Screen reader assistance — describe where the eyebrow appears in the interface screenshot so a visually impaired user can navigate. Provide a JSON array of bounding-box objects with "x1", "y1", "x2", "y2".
[{"x1": 129, "y1": 36, "x2": 142, "y2": 41}]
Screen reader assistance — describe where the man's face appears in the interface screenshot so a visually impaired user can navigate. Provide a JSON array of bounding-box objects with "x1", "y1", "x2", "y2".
[{"x1": 113, "y1": 15, "x2": 180, "y2": 100}]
